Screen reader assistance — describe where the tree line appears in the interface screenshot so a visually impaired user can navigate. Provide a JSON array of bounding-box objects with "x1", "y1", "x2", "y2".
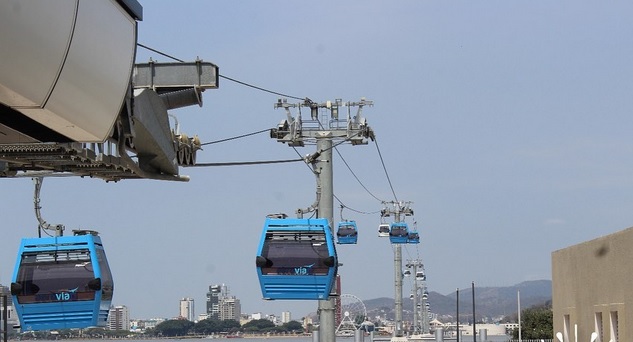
[
  {"x1": 10, "y1": 318, "x2": 306, "y2": 340},
  {"x1": 151, "y1": 318, "x2": 304, "y2": 337}
]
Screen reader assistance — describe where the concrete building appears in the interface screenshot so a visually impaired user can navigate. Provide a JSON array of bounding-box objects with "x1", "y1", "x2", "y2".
[
  {"x1": 206, "y1": 285, "x2": 223, "y2": 320},
  {"x1": 180, "y1": 297, "x2": 195, "y2": 321},
  {"x1": 220, "y1": 296, "x2": 241, "y2": 321},
  {"x1": 129, "y1": 318, "x2": 165, "y2": 333},
  {"x1": 206, "y1": 284, "x2": 241, "y2": 321},
  {"x1": 0, "y1": 285, "x2": 19, "y2": 333},
  {"x1": 268, "y1": 314, "x2": 279, "y2": 325},
  {"x1": 281, "y1": 311, "x2": 291, "y2": 323},
  {"x1": 303, "y1": 316, "x2": 314, "y2": 330},
  {"x1": 107, "y1": 305, "x2": 130, "y2": 331},
  {"x1": 142, "y1": 318, "x2": 165, "y2": 331},
  {"x1": 552, "y1": 226, "x2": 633, "y2": 342}
]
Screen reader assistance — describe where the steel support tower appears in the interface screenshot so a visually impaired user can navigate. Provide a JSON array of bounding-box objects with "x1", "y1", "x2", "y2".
[
  {"x1": 271, "y1": 98, "x2": 374, "y2": 342},
  {"x1": 381, "y1": 201, "x2": 414, "y2": 338}
]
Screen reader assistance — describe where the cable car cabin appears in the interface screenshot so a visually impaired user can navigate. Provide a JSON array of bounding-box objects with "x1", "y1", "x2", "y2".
[
  {"x1": 407, "y1": 231, "x2": 420, "y2": 244},
  {"x1": 389, "y1": 222, "x2": 410, "y2": 244},
  {"x1": 336, "y1": 221, "x2": 358, "y2": 245},
  {"x1": 416, "y1": 271, "x2": 426, "y2": 281},
  {"x1": 11, "y1": 231, "x2": 113, "y2": 331},
  {"x1": 378, "y1": 223, "x2": 390, "y2": 237},
  {"x1": 256, "y1": 218, "x2": 337, "y2": 300}
]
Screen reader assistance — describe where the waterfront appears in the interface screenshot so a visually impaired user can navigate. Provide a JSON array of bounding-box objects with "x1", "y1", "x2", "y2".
[{"x1": 14, "y1": 337, "x2": 511, "y2": 342}]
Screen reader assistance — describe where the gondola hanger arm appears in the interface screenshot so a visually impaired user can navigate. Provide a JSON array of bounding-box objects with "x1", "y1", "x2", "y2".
[{"x1": 33, "y1": 177, "x2": 65, "y2": 237}]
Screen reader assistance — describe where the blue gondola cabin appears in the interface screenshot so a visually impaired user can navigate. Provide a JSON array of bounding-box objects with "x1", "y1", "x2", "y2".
[
  {"x1": 11, "y1": 230, "x2": 113, "y2": 331},
  {"x1": 336, "y1": 221, "x2": 358, "y2": 245},
  {"x1": 389, "y1": 222, "x2": 410, "y2": 244},
  {"x1": 407, "y1": 231, "x2": 420, "y2": 244},
  {"x1": 256, "y1": 217, "x2": 338, "y2": 300}
]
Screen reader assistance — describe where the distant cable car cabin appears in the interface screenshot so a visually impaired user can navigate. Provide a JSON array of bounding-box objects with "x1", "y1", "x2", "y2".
[
  {"x1": 378, "y1": 223, "x2": 390, "y2": 237},
  {"x1": 11, "y1": 230, "x2": 113, "y2": 331},
  {"x1": 389, "y1": 222, "x2": 410, "y2": 244},
  {"x1": 255, "y1": 217, "x2": 338, "y2": 300},
  {"x1": 407, "y1": 231, "x2": 420, "y2": 244},
  {"x1": 416, "y1": 271, "x2": 426, "y2": 281},
  {"x1": 336, "y1": 221, "x2": 358, "y2": 245}
]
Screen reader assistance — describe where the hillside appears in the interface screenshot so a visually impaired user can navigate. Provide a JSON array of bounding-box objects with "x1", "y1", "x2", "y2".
[{"x1": 362, "y1": 280, "x2": 551, "y2": 322}]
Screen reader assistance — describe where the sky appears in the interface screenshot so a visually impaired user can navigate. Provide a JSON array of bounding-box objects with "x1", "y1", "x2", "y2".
[{"x1": 2, "y1": 0, "x2": 633, "y2": 321}]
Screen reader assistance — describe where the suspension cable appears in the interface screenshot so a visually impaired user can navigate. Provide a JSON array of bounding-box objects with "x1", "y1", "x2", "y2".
[
  {"x1": 136, "y1": 43, "x2": 397, "y2": 213},
  {"x1": 334, "y1": 195, "x2": 381, "y2": 215},
  {"x1": 200, "y1": 128, "x2": 271, "y2": 146},
  {"x1": 218, "y1": 75, "x2": 305, "y2": 101},
  {"x1": 186, "y1": 158, "x2": 304, "y2": 167},
  {"x1": 137, "y1": 43, "x2": 185, "y2": 62},
  {"x1": 334, "y1": 148, "x2": 385, "y2": 202},
  {"x1": 374, "y1": 137, "x2": 399, "y2": 203},
  {"x1": 136, "y1": 43, "x2": 305, "y2": 100},
  {"x1": 313, "y1": 117, "x2": 385, "y2": 202}
]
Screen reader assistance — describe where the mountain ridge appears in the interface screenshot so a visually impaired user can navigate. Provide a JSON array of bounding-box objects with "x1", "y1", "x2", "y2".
[{"x1": 361, "y1": 280, "x2": 551, "y2": 322}]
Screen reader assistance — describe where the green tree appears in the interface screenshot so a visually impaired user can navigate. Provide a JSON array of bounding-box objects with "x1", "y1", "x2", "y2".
[
  {"x1": 218, "y1": 319, "x2": 241, "y2": 332},
  {"x1": 242, "y1": 318, "x2": 276, "y2": 332},
  {"x1": 194, "y1": 319, "x2": 221, "y2": 334},
  {"x1": 280, "y1": 320, "x2": 304, "y2": 333},
  {"x1": 513, "y1": 302, "x2": 553, "y2": 340},
  {"x1": 154, "y1": 319, "x2": 195, "y2": 337}
]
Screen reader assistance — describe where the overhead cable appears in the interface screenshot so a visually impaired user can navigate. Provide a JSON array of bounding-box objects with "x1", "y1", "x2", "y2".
[
  {"x1": 137, "y1": 43, "x2": 305, "y2": 100},
  {"x1": 200, "y1": 128, "x2": 271, "y2": 146},
  {"x1": 185, "y1": 158, "x2": 304, "y2": 167},
  {"x1": 136, "y1": 43, "x2": 397, "y2": 212},
  {"x1": 137, "y1": 43, "x2": 185, "y2": 62},
  {"x1": 312, "y1": 117, "x2": 385, "y2": 202},
  {"x1": 374, "y1": 137, "x2": 399, "y2": 203},
  {"x1": 334, "y1": 195, "x2": 381, "y2": 215},
  {"x1": 218, "y1": 75, "x2": 305, "y2": 101},
  {"x1": 292, "y1": 142, "x2": 379, "y2": 215},
  {"x1": 334, "y1": 148, "x2": 385, "y2": 203}
]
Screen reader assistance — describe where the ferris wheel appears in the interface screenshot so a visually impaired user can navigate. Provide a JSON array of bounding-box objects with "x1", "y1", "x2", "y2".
[{"x1": 336, "y1": 294, "x2": 368, "y2": 336}]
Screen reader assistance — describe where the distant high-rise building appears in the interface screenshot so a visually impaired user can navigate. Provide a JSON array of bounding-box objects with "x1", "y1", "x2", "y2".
[
  {"x1": 0, "y1": 285, "x2": 19, "y2": 332},
  {"x1": 206, "y1": 284, "x2": 241, "y2": 321},
  {"x1": 219, "y1": 296, "x2": 241, "y2": 321},
  {"x1": 180, "y1": 297, "x2": 195, "y2": 321},
  {"x1": 107, "y1": 305, "x2": 130, "y2": 331},
  {"x1": 206, "y1": 285, "x2": 223, "y2": 320},
  {"x1": 281, "y1": 311, "x2": 291, "y2": 323}
]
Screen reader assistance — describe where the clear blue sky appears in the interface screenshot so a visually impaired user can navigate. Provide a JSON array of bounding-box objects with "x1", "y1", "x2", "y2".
[{"x1": 2, "y1": 0, "x2": 633, "y2": 320}]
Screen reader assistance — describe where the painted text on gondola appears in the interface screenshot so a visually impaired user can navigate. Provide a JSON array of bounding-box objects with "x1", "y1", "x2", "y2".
[{"x1": 55, "y1": 292, "x2": 74, "y2": 301}]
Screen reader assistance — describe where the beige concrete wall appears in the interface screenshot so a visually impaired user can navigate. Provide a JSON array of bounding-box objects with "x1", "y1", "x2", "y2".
[{"x1": 552, "y1": 226, "x2": 633, "y2": 342}]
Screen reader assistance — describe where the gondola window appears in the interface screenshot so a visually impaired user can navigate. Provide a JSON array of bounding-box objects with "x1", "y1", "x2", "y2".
[{"x1": 14, "y1": 250, "x2": 97, "y2": 303}]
